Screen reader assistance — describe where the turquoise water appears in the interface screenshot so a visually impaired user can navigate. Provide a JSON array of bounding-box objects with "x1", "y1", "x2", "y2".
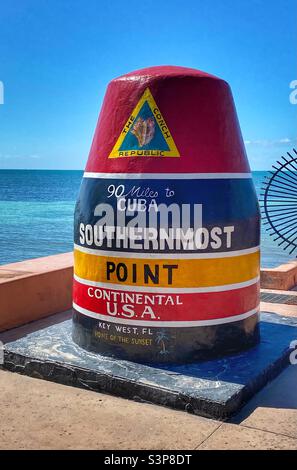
[{"x1": 0, "y1": 170, "x2": 295, "y2": 268}]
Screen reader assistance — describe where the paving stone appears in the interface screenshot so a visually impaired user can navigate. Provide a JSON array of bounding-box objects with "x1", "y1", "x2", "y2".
[
  {"x1": 198, "y1": 423, "x2": 297, "y2": 450},
  {"x1": 232, "y1": 365, "x2": 297, "y2": 439},
  {"x1": 0, "y1": 370, "x2": 219, "y2": 450}
]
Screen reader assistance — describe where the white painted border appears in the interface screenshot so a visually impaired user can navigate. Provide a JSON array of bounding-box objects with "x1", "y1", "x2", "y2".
[
  {"x1": 74, "y1": 243, "x2": 260, "y2": 259},
  {"x1": 83, "y1": 172, "x2": 252, "y2": 180},
  {"x1": 74, "y1": 273, "x2": 260, "y2": 293},
  {"x1": 73, "y1": 302, "x2": 259, "y2": 327}
]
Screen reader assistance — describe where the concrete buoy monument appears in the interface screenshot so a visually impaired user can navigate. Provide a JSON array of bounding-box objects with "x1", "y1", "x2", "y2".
[{"x1": 72, "y1": 66, "x2": 260, "y2": 363}]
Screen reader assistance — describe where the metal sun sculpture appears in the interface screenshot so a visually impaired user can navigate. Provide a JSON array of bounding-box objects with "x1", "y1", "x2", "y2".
[{"x1": 261, "y1": 148, "x2": 297, "y2": 255}]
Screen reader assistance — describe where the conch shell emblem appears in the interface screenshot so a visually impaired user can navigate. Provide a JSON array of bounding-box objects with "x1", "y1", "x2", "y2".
[{"x1": 131, "y1": 117, "x2": 155, "y2": 147}]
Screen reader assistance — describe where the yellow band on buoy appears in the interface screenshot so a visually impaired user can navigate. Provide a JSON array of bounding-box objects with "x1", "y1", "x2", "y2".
[{"x1": 74, "y1": 248, "x2": 260, "y2": 289}]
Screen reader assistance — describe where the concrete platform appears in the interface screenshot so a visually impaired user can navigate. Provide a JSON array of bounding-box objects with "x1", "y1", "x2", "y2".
[
  {"x1": 2, "y1": 310, "x2": 297, "y2": 421},
  {"x1": 0, "y1": 252, "x2": 73, "y2": 331},
  {"x1": 261, "y1": 260, "x2": 297, "y2": 291}
]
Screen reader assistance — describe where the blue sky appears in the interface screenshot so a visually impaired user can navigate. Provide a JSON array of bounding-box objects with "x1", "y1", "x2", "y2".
[{"x1": 0, "y1": 0, "x2": 296, "y2": 170}]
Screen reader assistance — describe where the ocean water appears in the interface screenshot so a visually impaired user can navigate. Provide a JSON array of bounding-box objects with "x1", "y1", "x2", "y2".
[{"x1": 0, "y1": 169, "x2": 295, "y2": 268}]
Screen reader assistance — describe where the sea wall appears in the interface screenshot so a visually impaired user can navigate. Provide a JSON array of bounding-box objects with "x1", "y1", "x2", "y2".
[
  {"x1": 0, "y1": 253, "x2": 73, "y2": 331},
  {"x1": 261, "y1": 261, "x2": 297, "y2": 291}
]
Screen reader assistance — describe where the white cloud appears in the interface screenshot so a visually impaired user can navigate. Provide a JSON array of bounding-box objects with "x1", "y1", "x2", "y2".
[{"x1": 244, "y1": 138, "x2": 296, "y2": 146}]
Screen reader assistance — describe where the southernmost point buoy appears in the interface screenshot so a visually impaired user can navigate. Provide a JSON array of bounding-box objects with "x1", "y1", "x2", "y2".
[{"x1": 72, "y1": 66, "x2": 260, "y2": 363}]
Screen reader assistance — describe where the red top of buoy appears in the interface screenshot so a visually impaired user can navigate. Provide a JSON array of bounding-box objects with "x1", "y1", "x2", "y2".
[
  {"x1": 85, "y1": 65, "x2": 250, "y2": 174},
  {"x1": 115, "y1": 65, "x2": 220, "y2": 80}
]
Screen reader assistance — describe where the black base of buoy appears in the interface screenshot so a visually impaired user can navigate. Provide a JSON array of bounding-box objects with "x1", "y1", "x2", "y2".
[{"x1": 72, "y1": 310, "x2": 260, "y2": 364}]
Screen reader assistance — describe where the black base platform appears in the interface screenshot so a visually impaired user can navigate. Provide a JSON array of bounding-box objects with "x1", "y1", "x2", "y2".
[{"x1": 1, "y1": 311, "x2": 297, "y2": 420}]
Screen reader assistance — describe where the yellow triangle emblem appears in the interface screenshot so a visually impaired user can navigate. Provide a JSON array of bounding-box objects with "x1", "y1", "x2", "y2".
[{"x1": 109, "y1": 88, "x2": 180, "y2": 158}]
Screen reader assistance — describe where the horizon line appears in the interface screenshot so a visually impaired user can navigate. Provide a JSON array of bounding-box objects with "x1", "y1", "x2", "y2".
[{"x1": 0, "y1": 168, "x2": 272, "y2": 172}]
